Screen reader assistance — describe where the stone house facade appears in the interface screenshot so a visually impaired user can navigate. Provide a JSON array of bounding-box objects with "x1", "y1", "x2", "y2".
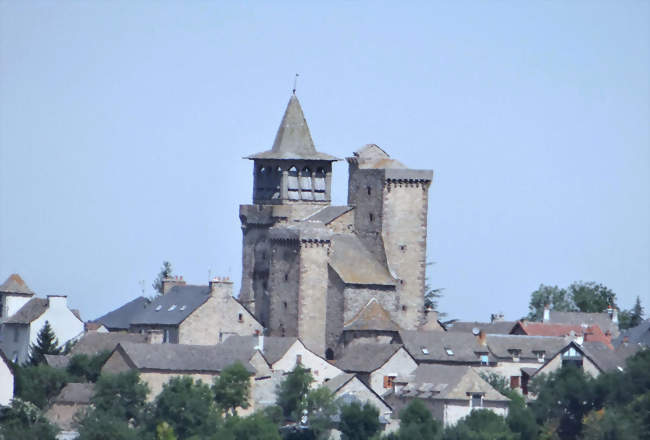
[
  {"x1": 238, "y1": 94, "x2": 433, "y2": 357},
  {"x1": 129, "y1": 278, "x2": 262, "y2": 345},
  {"x1": 0, "y1": 349, "x2": 13, "y2": 406}
]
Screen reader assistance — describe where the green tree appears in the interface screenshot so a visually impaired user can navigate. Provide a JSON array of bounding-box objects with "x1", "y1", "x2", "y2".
[
  {"x1": 424, "y1": 261, "x2": 446, "y2": 319},
  {"x1": 28, "y1": 321, "x2": 61, "y2": 365},
  {"x1": 299, "y1": 386, "x2": 338, "y2": 439},
  {"x1": 504, "y1": 391, "x2": 538, "y2": 440},
  {"x1": 152, "y1": 261, "x2": 173, "y2": 295},
  {"x1": 443, "y1": 410, "x2": 517, "y2": 440},
  {"x1": 0, "y1": 397, "x2": 59, "y2": 440},
  {"x1": 213, "y1": 362, "x2": 252, "y2": 416},
  {"x1": 76, "y1": 410, "x2": 141, "y2": 440},
  {"x1": 216, "y1": 413, "x2": 282, "y2": 440},
  {"x1": 580, "y1": 407, "x2": 636, "y2": 440},
  {"x1": 156, "y1": 422, "x2": 177, "y2": 440},
  {"x1": 14, "y1": 363, "x2": 70, "y2": 409},
  {"x1": 276, "y1": 364, "x2": 314, "y2": 419},
  {"x1": 568, "y1": 282, "x2": 617, "y2": 314},
  {"x1": 527, "y1": 285, "x2": 575, "y2": 321},
  {"x1": 91, "y1": 370, "x2": 149, "y2": 425},
  {"x1": 393, "y1": 399, "x2": 442, "y2": 440},
  {"x1": 529, "y1": 366, "x2": 595, "y2": 440},
  {"x1": 619, "y1": 296, "x2": 645, "y2": 330},
  {"x1": 338, "y1": 401, "x2": 381, "y2": 440},
  {"x1": 66, "y1": 351, "x2": 112, "y2": 383},
  {"x1": 151, "y1": 376, "x2": 219, "y2": 439}
]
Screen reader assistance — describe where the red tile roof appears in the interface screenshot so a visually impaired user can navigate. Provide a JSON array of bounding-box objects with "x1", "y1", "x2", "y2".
[{"x1": 516, "y1": 321, "x2": 613, "y2": 349}]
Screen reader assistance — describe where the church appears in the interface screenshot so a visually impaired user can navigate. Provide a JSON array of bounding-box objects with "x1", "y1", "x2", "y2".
[{"x1": 238, "y1": 94, "x2": 436, "y2": 359}]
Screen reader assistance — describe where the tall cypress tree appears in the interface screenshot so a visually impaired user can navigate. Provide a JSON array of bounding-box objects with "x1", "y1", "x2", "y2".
[
  {"x1": 630, "y1": 296, "x2": 645, "y2": 328},
  {"x1": 29, "y1": 321, "x2": 61, "y2": 365}
]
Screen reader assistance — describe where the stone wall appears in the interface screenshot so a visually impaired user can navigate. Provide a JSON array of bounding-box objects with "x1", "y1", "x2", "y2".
[
  {"x1": 268, "y1": 240, "x2": 300, "y2": 337},
  {"x1": 297, "y1": 240, "x2": 330, "y2": 356},
  {"x1": 382, "y1": 180, "x2": 430, "y2": 329}
]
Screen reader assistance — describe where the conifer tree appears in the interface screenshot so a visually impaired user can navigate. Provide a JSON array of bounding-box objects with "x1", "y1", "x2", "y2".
[{"x1": 28, "y1": 321, "x2": 61, "y2": 366}]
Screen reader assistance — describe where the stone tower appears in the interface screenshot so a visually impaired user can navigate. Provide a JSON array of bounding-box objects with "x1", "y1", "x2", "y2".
[
  {"x1": 239, "y1": 95, "x2": 339, "y2": 348},
  {"x1": 347, "y1": 145, "x2": 432, "y2": 329}
]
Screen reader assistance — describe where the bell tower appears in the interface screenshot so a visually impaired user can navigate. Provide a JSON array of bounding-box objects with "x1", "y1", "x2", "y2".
[{"x1": 239, "y1": 94, "x2": 339, "y2": 321}]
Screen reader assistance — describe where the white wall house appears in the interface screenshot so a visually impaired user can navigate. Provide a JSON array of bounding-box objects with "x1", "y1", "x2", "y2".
[{"x1": 1, "y1": 295, "x2": 84, "y2": 364}]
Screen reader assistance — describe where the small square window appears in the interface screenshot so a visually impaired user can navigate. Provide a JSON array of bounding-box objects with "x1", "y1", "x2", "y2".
[
  {"x1": 383, "y1": 376, "x2": 395, "y2": 388},
  {"x1": 480, "y1": 354, "x2": 489, "y2": 365}
]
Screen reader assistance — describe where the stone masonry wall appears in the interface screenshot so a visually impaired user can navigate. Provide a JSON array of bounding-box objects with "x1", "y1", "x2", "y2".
[
  {"x1": 382, "y1": 180, "x2": 430, "y2": 329},
  {"x1": 268, "y1": 240, "x2": 300, "y2": 337},
  {"x1": 297, "y1": 241, "x2": 330, "y2": 356}
]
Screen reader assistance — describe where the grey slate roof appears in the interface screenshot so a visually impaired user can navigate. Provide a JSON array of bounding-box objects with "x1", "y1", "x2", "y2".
[
  {"x1": 219, "y1": 335, "x2": 297, "y2": 365},
  {"x1": 304, "y1": 206, "x2": 353, "y2": 224},
  {"x1": 0, "y1": 274, "x2": 34, "y2": 296},
  {"x1": 323, "y1": 373, "x2": 356, "y2": 393},
  {"x1": 329, "y1": 234, "x2": 395, "y2": 286},
  {"x1": 44, "y1": 354, "x2": 70, "y2": 369},
  {"x1": 4, "y1": 298, "x2": 48, "y2": 324},
  {"x1": 94, "y1": 296, "x2": 149, "y2": 330},
  {"x1": 394, "y1": 364, "x2": 508, "y2": 402},
  {"x1": 445, "y1": 321, "x2": 517, "y2": 335},
  {"x1": 130, "y1": 286, "x2": 211, "y2": 326},
  {"x1": 613, "y1": 320, "x2": 650, "y2": 347},
  {"x1": 246, "y1": 95, "x2": 338, "y2": 162},
  {"x1": 53, "y1": 383, "x2": 95, "y2": 404},
  {"x1": 580, "y1": 341, "x2": 634, "y2": 373},
  {"x1": 117, "y1": 342, "x2": 257, "y2": 373},
  {"x1": 485, "y1": 334, "x2": 567, "y2": 361},
  {"x1": 336, "y1": 343, "x2": 403, "y2": 373},
  {"x1": 547, "y1": 311, "x2": 619, "y2": 336},
  {"x1": 343, "y1": 299, "x2": 400, "y2": 332},
  {"x1": 399, "y1": 330, "x2": 490, "y2": 363},
  {"x1": 70, "y1": 332, "x2": 148, "y2": 356}
]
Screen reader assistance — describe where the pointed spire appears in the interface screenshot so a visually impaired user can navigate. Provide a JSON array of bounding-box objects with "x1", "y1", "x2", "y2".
[
  {"x1": 246, "y1": 95, "x2": 338, "y2": 161},
  {"x1": 271, "y1": 94, "x2": 316, "y2": 156}
]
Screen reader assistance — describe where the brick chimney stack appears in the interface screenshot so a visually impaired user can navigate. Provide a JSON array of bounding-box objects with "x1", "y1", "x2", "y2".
[
  {"x1": 209, "y1": 277, "x2": 234, "y2": 298},
  {"x1": 162, "y1": 275, "x2": 186, "y2": 295}
]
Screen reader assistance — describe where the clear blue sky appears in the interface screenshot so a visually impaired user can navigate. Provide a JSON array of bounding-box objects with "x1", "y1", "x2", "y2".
[{"x1": 1, "y1": 1, "x2": 648, "y2": 322}]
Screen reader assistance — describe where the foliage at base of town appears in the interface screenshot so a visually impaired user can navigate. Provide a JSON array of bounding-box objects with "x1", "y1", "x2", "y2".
[{"x1": 1, "y1": 350, "x2": 648, "y2": 440}]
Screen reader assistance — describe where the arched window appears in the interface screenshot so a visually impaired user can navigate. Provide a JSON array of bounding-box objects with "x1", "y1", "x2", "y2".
[
  {"x1": 287, "y1": 166, "x2": 299, "y2": 200},
  {"x1": 325, "y1": 348, "x2": 334, "y2": 360},
  {"x1": 314, "y1": 168, "x2": 326, "y2": 200},
  {"x1": 300, "y1": 167, "x2": 313, "y2": 200}
]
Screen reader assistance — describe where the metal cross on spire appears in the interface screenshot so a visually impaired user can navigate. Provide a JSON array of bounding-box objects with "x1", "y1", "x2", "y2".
[{"x1": 292, "y1": 73, "x2": 299, "y2": 94}]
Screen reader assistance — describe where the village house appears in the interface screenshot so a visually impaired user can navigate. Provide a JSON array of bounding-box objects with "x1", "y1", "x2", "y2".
[
  {"x1": 45, "y1": 382, "x2": 94, "y2": 432},
  {"x1": 511, "y1": 320, "x2": 613, "y2": 348},
  {"x1": 537, "y1": 305, "x2": 620, "y2": 337},
  {"x1": 323, "y1": 373, "x2": 396, "y2": 432},
  {"x1": 479, "y1": 334, "x2": 567, "y2": 392},
  {"x1": 218, "y1": 334, "x2": 343, "y2": 385},
  {"x1": 93, "y1": 296, "x2": 149, "y2": 332},
  {"x1": 614, "y1": 319, "x2": 650, "y2": 348},
  {"x1": 0, "y1": 273, "x2": 84, "y2": 364},
  {"x1": 335, "y1": 343, "x2": 417, "y2": 397},
  {"x1": 384, "y1": 364, "x2": 510, "y2": 427},
  {"x1": 399, "y1": 330, "x2": 492, "y2": 367},
  {"x1": 101, "y1": 341, "x2": 265, "y2": 406},
  {"x1": 129, "y1": 277, "x2": 262, "y2": 345}
]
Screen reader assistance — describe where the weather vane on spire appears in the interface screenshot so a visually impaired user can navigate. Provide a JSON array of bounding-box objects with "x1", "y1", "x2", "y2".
[{"x1": 293, "y1": 73, "x2": 299, "y2": 94}]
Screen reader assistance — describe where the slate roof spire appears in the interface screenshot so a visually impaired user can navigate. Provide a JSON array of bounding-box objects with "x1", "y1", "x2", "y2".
[{"x1": 246, "y1": 95, "x2": 338, "y2": 161}]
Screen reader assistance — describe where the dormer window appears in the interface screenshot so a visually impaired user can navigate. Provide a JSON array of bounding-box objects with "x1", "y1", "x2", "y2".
[
  {"x1": 470, "y1": 393, "x2": 483, "y2": 409},
  {"x1": 508, "y1": 349, "x2": 521, "y2": 362},
  {"x1": 168, "y1": 305, "x2": 177, "y2": 311},
  {"x1": 534, "y1": 350, "x2": 545, "y2": 363}
]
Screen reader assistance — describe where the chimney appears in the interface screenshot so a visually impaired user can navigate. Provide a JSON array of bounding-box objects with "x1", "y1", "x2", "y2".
[
  {"x1": 611, "y1": 308, "x2": 619, "y2": 324},
  {"x1": 162, "y1": 276, "x2": 186, "y2": 295},
  {"x1": 146, "y1": 329, "x2": 164, "y2": 344},
  {"x1": 255, "y1": 333, "x2": 264, "y2": 353},
  {"x1": 47, "y1": 295, "x2": 68, "y2": 309},
  {"x1": 543, "y1": 304, "x2": 550, "y2": 322},
  {"x1": 209, "y1": 277, "x2": 234, "y2": 298},
  {"x1": 477, "y1": 330, "x2": 487, "y2": 346}
]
